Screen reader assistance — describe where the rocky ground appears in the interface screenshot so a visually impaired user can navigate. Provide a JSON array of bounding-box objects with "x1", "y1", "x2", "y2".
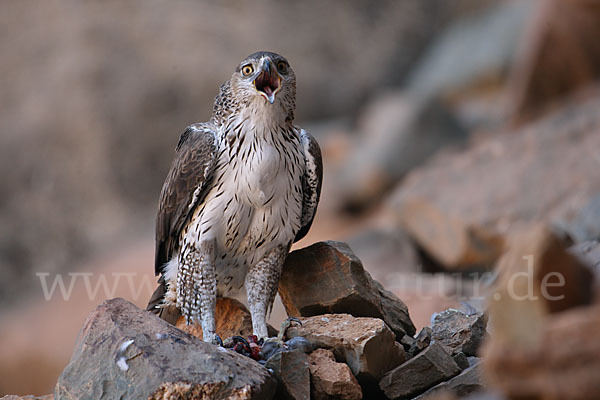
[
  {"x1": 6, "y1": 231, "x2": 600, "y2": 399},
  {"x1": 4, "y1": 0, "x2": 600, "y2": 398}
]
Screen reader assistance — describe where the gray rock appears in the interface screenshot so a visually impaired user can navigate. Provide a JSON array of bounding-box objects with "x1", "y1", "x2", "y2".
[
  {"x1": 265, "y1": 350, "x2": 310, "y2": 400},
  {"x1": 55, "y1": 298, "x2": 276, "y2": 400},
  {"x1": 285, "y1": 337, "x2": 312, "y2": 354},
  {"x1": 431, "y1": 308, "x2": 488, "y2": 356},
  {"x1": 408, "y1": 327, "x2": 432, "y2": 358},
  {"x1": 415, "y1": 360, "x2": 484, "y2": 399},
  {"x1": 279, "y1": 241, "x2": 416, "y2": 340},
  {"x1": 379, "y1": 342, "x2": 461, "y2": 400}
]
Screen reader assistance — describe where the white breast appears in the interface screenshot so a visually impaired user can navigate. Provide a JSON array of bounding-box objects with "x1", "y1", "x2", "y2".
[{"x1": 182, "y1": 121, "x2": 305, "y2": 295}]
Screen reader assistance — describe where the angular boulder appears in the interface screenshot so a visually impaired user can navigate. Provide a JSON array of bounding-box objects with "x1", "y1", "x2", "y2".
[
  {"x1": 279, "y1": 241, "x2": 416, "y2": 339},
  {"x1": 55, "y1": 298, "x2": 276, "y2": 400},
  {"x1": 379, "y1": 342, "x2": 461, "y2": 400},
  {"x1": 308, "y1": 349, "x2": 362, "y2": 400},
  {"x1": 431, "y1": 309, "x2": 488, "y2": 356},
  {"x1": 286, "y1": 314, "x2": 406, "y2": 384}
]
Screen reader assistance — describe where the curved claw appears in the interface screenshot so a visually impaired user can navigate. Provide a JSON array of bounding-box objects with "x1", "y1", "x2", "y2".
[{"x1": 278, "y1": 316, "x2": 303, "y2": 341}]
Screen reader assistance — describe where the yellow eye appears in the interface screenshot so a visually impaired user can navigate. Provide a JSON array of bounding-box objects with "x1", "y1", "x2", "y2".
[
  {"x1": 241, "y1": 64, "x2": 254, "y2": 76},
  {"x1": 276, "y1": 61, "x2": 288, "y2": 73}
]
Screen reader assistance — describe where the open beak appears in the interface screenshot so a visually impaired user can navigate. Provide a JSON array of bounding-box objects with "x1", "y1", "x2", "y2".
[{"x1": 254, "y1": 59, "x2": 281, "y2": 104}]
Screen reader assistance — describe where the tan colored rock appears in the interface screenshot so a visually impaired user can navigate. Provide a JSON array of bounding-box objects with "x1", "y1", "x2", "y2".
[
  {"x1": 308, "y1": 349, "x2": 362, "y2": 400},
  {"x1": 280, "y1": 241, "x2": 415, "y2": 340},
  {"x1": 175, "y1": 297, "x2": 253, "y2": 340},
  {"x1": 488, "y1": 225, "x2": 593, "y2": 349},
  {"x1": 484, "y1": 303, "x2": 600, "y2": 400},
  {"x1": 398, "y1": 200, "x2": 504, "y2": 269},
  {"x1": 379, "y1": 342, "x2": 461, "y2": 400},
  {"x1": 287, "y1": 314, "x2": 406, "y2": 384}
]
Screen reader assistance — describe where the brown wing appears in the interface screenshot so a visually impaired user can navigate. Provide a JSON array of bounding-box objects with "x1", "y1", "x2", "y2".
[
  {"x1": 294, "y1": 129, "x2": 323, "y2": 243},
  {"x1": 154, "y1": 123, "x2": 218, "y2": 275}
]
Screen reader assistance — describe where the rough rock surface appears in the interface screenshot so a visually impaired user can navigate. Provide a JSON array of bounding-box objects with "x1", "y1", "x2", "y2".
[
  {"x1": 286, "y1": 314, "x2": 406, "y2": 384},
  {"x1": 55, "y1": 298, "x2": 276, "y2": 400},
  {"x1": 415, "y1": 360, "x2": 484, "y2": 399},
  {"x1": 280, "y1": 241, "x2": 416, "y2": 339},
  {"x1": 308, "y1": 349, "x2": 362, "y2": 400},
  {"x1": 488, "y1": 225, "x2": 593, "y2": 349},
  {"x1": 484, "y1": 303, "x2": 600, "y2": 400},
  {"x1": 431, "y1": 309, "x2": 488, "y2": 356},
  {"x1": 408, "y1": 327, "x2": 432, "y2": 358},
  {"x1": 379, "y1": 342, "x2": 461, "y2": 400},
  {"x1": 264, "y1": 350, "x2": 310, "y2": 400}
]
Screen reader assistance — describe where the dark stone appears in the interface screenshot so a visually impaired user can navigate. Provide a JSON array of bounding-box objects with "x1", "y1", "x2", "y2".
[
  {"x1": 55, "y1": 298, "x2": 276, "y2": 400},
  {"x1": 408, "y1": 327, "x2": 432, "y2": 357},
  {"x1": 279, "y1": 241, "x2": 416, "y2": 340},
  {"x1": 453, "y1": 352, "x2": 470, "y2": 371},
  {"x1": 379, "y1": 342, "x2": 461, "y2": 400}
]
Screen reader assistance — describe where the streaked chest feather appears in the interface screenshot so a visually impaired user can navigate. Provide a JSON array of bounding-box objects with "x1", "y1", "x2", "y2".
[{"x1": 183, "y1": 121, "x2": 305, "y2": 294}]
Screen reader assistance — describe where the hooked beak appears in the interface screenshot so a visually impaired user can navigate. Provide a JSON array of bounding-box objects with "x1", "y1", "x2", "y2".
[{"x1": 254, "y1": 59, "x2": 281, "y2": 104}]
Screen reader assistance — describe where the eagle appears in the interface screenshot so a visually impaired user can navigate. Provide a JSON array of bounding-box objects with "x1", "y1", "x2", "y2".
[{"x1": 147, "y1": 51, "x2": 322, "y2": 344}]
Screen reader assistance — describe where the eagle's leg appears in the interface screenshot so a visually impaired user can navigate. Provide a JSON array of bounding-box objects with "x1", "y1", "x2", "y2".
[
  {"x1": 245, "y1": 244, "x2": 289, "y2": 339},
  {"x1": 177, "y1": 239, "x2": 218, "y2": 344}
]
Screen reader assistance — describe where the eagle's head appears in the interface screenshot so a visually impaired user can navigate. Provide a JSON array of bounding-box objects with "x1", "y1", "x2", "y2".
[{"x1": 229, "y1": 51, "x2": 296, "y2": 120}]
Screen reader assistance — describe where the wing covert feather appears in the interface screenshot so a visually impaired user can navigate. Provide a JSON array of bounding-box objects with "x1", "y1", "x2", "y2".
[{"x1": 154, "y1": 123, "x2": 218, "y2": 274}]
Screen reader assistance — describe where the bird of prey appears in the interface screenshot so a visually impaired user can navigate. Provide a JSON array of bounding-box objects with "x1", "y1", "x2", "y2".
[{"x1": 147, "y1": 51, "x2": 322, "y2": 344}]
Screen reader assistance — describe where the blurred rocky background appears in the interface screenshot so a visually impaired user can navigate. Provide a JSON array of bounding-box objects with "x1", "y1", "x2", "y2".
[{"x1": 2, "y1": 0, "x2": 600, "y2": 397}]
